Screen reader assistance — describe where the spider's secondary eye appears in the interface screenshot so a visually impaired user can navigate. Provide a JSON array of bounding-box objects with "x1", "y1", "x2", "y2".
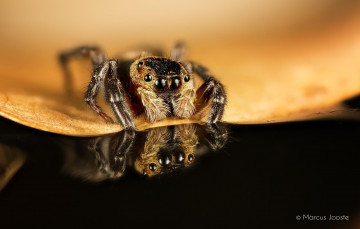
[
  {"x1": 144, "y1": 74, "x2": 152, "y2": 82},
  {"x1": 137, "y1": 62, "x2": 143, "y2": 67},
  {"x1": 184, "y1": 75, "x2": 190, "y2": 82}
]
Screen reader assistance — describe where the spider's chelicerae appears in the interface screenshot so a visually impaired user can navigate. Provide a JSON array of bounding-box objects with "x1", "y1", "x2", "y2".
[{"x1": 59, "y1": 43, "x2": 227, "y2": 130}]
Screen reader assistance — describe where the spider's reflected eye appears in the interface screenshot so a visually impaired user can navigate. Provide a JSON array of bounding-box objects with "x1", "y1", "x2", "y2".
[
  {"x1": 149, "y1": 163, "x2": 157, "y2": 171},
  {"x1": 184, "y1": 75, "x2": 190, "y2": 82},
  {"x1": 188, "y1": 154, "x2": 194, "y2": 162},
  {"x1": 137, "y1": 62, "x2": 143, "y2": 67},
  {"x1": 144, "y1": 74, "x2": 152, "y2": 82}
]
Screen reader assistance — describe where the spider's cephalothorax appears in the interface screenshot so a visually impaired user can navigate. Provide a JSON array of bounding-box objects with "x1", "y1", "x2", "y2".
[
  {"x1": 59, "y1": 43, "x2": 227, "y2": 129},
  {"x1": 129, "y1": 57, "x2": 196, "y2": 123}
]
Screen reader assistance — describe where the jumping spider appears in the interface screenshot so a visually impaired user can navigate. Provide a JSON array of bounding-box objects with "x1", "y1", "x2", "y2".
[{"x1": 59, "y1": 43, "x2": 227, "y2": 129}]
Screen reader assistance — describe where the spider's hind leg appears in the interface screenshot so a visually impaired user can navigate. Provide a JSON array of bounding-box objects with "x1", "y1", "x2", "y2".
[
  {"x1": 58, "y1": 46, "x2": 105, "y2": 94},
  {"x1": 170, "y1": 42, "x2": 186, "y2": 62}
]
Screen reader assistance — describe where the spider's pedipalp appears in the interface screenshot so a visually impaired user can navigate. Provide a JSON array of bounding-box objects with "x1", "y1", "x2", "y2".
[{"x1": 137, "y1": 87, "x2": 170, "y2": 122}]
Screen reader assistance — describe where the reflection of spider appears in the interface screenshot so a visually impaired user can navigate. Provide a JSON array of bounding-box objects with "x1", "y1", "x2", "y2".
[
  {"x1": 134, "y1": 124, "x2": 199, "y2": 177},
  {"x1": 59, "y1": 43, "x2": 227, "y2": 129},
  {"x1": 61, "y1": 123, "x2": 228, "y2": 181}
]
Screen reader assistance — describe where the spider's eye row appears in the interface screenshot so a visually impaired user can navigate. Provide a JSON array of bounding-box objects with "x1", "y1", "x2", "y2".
[
  {"x1": 137, "y1": 62, "x2": 143, "y2": 67},
  {"x1": 144, "y1": 74, "x2": 152, "y2": 82},
  {"x1": 184, "y1": 75, "x2": 190, "y2": 82}
]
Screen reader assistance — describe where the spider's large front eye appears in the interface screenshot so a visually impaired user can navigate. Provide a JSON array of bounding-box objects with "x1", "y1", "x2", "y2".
[
  {"x1": 137, "y1": 62, "x2": 143, "y2": 67},
  {"x1": 144, "y1": 74, "x2": 152, "y2": 82},
  {"x1": 184, "y1": 75, "x2": 190, "y2": 82},
  {"x1": 155, "y1": 78, "x2": 167, "y2": 89}
]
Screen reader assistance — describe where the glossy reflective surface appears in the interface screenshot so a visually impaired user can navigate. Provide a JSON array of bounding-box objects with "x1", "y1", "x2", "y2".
[{"x1": 0, "y1": 114, "x2": 360, "y2": 228}]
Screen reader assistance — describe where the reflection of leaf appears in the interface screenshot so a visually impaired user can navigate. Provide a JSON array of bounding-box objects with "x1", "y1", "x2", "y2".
[
  {"x1": 1, "y1": 31, "x2": 360, "y2": 136},
  {"x1": 0, "y1": 144, "x2": 26, "y2": 191}
]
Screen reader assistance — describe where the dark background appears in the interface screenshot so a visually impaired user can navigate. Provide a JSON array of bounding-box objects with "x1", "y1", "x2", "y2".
[{"x1": 0, "y1": 112, "x2": 360, "y2": 229}]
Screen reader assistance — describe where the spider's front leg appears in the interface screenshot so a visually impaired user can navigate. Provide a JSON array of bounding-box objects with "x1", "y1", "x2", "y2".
[
  {"x1": 104, "y1": 60, "x2": 136, "y2": 129},
  {"x1": 84, "y1": 61, "x2": 114, "y2": 123},
  {"x1": 191, "y1": 62, "x2": 227, "y2": 124},
  {"x1": 84, "y1": 60, "x2": 135, "y2": 129}
]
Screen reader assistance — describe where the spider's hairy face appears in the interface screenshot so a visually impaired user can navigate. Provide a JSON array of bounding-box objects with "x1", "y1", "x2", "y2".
[
  {"x1": 130, "y1": 57, "x2": 192, "y2": 94},
  {"x1": 129, "y1": 56, "x2": 197, "y2": 122},
  {"x1": 135, "y1": 146, "x2": 195, "y2": 177}
]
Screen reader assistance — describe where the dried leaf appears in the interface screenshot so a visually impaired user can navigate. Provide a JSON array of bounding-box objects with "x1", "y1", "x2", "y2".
[{"x1": 1, "y1": 12, "x2": 360, "y2": 136}]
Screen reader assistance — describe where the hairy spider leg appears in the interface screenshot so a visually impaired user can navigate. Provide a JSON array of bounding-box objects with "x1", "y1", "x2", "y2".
[
  {"x1": 113, "y1": 130, "x2": 136, "y2": 159},
  {"x1": 88, "y1": 130, "x2": 140, "y2": 177},
  {"x1": 90, "y1": 136, "x2": 112, "y2": 175},
  {"x1": 170, "y1": 41, "x2": 186, "y2": 62},
  {"x1": 84, "y1": 61, "x2": 114, "y2": 123},
  {"x1": 197, "y1": 123, "x2": 229, "y2": 151},
  {"x1": 190, "y1": 62, "x2": 227, "y2": 123},
  {"x1": 58, "y1": 46, "x2": 105, "y2": 94},
  {"x1": 104, "y1": 60, "x2": 136, "y2": 130},
  {"x1": 103, "y1": 130, "x2": 135, "y2": 176}
]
